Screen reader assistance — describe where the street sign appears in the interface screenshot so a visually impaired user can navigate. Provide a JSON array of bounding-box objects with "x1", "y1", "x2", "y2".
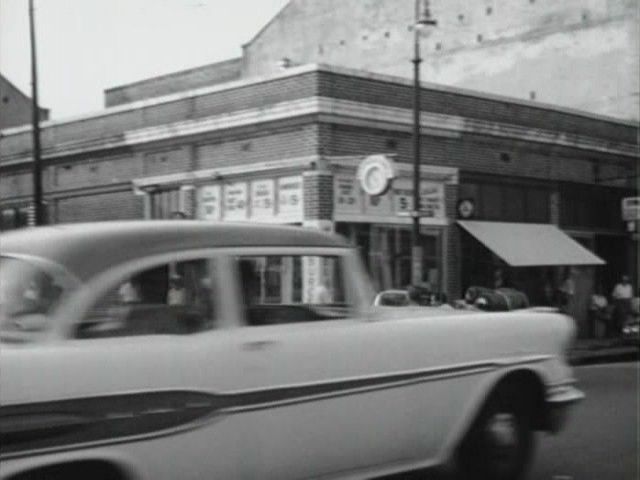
[{"x1": 622, "y1": 197, "x2": 640, "y2": 221}]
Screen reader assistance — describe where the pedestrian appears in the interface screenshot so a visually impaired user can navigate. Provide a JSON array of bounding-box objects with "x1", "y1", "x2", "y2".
[
  {"x1": 588, "y1": 285, "x2": 609, "y2": 338},
  {"x1": 611, "y1": 274, "x2": 633, "y2": 336},
  {"x1": 167, "y1": 274, "x2": 187, "y2": 305},
  {"x1": 312, "y1": 281, "x2": 332, "y2": 304},
  {"x1": 557, "y1": 267, "x2": 576, "y2": 314}
]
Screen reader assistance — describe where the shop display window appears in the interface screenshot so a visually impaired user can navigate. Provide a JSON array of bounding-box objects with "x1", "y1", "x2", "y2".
[{"x1": 336, "y1": 223, "x2": 441, "y2": 292}]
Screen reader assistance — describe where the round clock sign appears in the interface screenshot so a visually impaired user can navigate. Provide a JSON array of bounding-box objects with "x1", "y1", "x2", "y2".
[
  {"x1": 357, "y1": 155, "x2": 395, "y2": 196},
  {"x1": 457, "y1": 198, "x2": 475, "y2": 219}
]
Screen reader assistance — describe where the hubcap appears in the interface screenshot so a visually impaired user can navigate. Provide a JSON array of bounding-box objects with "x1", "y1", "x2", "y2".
[
  {"x1": 484, "y1": 412, "x2": 520, "y2": 471},
  {"x1": 486, "y1": 412, "x2": 518, "y2": 448}
]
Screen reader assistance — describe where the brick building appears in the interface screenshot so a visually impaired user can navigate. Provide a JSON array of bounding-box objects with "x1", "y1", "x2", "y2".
[
  {"x1": 89, "y1": 0, "x2": 640, "y2": 121},
  {"x1": 0, "y1": 74, "x2": 49, "y2": 130},
  {"x1": 0, "y1": 64, "x2": 637, "y2": 334}
]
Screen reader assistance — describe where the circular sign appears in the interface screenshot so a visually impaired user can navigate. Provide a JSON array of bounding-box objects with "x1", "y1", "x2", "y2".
[
  {"x1": 357, "y1": 155, "x2": 395, "y2": 196},
  {"x1": 457, "y1": 198, "x2": 475, "y2": 219}
]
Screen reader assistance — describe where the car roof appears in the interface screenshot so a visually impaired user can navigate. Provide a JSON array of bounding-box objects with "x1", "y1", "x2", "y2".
[{"x1": 0, "y1": 221, "x2": 350, "y2": 281}]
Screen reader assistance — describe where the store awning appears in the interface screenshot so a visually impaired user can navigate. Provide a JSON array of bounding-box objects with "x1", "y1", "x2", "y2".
[{"x1": 457, "y1": 221, "x2": 605, "y2": 267}]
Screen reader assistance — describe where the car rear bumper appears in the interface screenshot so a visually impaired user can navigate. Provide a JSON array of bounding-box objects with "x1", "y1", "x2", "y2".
[{"x1": 544, "y1": 384, "x2": 585, "y2": 433}]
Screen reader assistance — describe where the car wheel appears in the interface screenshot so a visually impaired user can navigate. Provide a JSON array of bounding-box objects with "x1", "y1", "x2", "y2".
[{"x1": 457, "y1": 385, "x2": 535, "y2": 480}]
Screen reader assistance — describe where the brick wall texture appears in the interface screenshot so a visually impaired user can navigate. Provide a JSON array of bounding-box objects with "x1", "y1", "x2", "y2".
[
  {"x1": 1, "y1": 67, "x2": 636, "y2": 228},
  {"x1": 196, "y1": 125, "x2": 320, "y2": 170},
  {"x1": 105, "y1": 58, "x2": 243, "y2": 107},
  {"x1": 303, "y1": 172, "x2": 334, "y2": 220},
  {"x1": 55, "y1": 190, "x2": 143, "y2": 223}
]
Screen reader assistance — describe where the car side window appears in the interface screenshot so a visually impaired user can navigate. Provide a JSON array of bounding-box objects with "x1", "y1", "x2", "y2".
[
  {"x1": 75, "y1": 258, "x2": 216, "y2": 339},
  {"x1": 236, "y1": 254, "x2": 350, "y2": 326}
]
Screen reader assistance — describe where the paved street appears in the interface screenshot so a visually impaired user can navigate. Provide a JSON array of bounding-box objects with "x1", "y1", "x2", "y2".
[
  {"x1": 528, "y1": 362, "x2": 639, "y2": 480},
  {"x1": 387, "y1": 362, "x2": 639, "y2": 480}
]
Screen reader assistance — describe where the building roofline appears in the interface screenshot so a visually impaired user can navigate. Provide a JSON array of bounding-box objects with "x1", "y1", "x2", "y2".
[
  {"x1": 315, "y1": 64, "x2": 640, "y2": 128},
  {"x1": 241, "y1": 0, "x2": 294, "y2": 49},
  {"x1": 0, "y1": 73, "x2": 31, "y2": 101},
  {"x1": 103, "y1": 57, "x2": 242, "y2": 94},
  {"x1": 0, "y1": 72, "x2": 50, "y2": 114},
  {"x1": 3, "y1": 96, "x2": 635, "y2": 169},
  {"x1": 2, "y1": 63, "x2": 637, "y2": 138},
  {"x1": 0, "y1": 63, "x2": 319, "y2": 135}
]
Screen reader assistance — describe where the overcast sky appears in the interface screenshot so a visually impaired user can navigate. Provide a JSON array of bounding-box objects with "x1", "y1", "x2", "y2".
[{"x1": 0, "y1": 0, "x2": 290, "y2": 119}]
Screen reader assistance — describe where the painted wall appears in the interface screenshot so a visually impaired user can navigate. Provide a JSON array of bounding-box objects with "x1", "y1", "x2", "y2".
[{"x1": 242, "y1": 0, "x2": 640, "y2": 120}]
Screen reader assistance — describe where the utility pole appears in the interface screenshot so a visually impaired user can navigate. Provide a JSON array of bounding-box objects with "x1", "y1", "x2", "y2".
[
  {"x1": 29, "y1": 0, "x2": 45, "y2": 226},
  {"x1": 411, "y1": 0, "x2": 436, "y2": 284}
]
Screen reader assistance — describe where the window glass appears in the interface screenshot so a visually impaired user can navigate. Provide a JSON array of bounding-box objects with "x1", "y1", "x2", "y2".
[
  {"x1": 525, "y1": 188, "x2": 549, "y2": 223},
  {"x1": 76, "y1": 258, "x2": 216, "y2": 339},
  {"x1": 0, "y1": 256, "x2": 74, "y2": 341},
  {"x1": 480, "y1": 184, "x2": 503, "y2": 221},
  {"x1": 236, "y1": 255, "x2": 349, "y2": 326},
  {"x1": 503, "y1": 185, "x2": 525, "y2": 222}
]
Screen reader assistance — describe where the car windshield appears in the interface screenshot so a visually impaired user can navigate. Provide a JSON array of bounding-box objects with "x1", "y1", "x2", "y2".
[{"x1": 0, "y1": 256, "x2": 74, "y2": 341}]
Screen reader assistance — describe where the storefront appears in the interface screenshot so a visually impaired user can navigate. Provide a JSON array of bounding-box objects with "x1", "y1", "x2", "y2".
[
  {"x1": 132, "y1": 155, "x2": 459, "y2": 298},
  {"x1": 329, "y1": 157, "x2": 457, "y2": 294},
  {"x1": 457, "y1": 220, "x2": 606, "y2": 335}
]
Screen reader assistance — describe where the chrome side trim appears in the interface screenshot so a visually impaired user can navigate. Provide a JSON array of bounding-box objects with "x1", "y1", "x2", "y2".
[{"x1": 0, "y1": 355, "x2": 553, "y2": 461}]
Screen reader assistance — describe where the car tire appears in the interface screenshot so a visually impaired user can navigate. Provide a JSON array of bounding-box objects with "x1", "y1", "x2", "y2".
[{"x1": 457, "y1": 384, "x2": 535, "y2": 480}]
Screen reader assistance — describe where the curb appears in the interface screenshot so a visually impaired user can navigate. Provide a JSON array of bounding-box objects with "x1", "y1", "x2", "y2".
[{"x1": 569, "y1": 346, "x2": 639, "y2": 366}]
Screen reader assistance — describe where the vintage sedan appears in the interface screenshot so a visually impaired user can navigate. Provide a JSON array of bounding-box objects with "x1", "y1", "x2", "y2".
[{"x1": 0, "y1": 221, "x2": 583, "y2": 480}]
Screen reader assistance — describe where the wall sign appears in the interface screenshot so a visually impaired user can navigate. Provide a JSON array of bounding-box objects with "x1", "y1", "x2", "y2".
[
  {"x1": 251, "y1": 179, "x2": 275, "y2": 220},
  {"x1": 278, "y1": 176, "x2": 303, "y2": 219},
  {"x1": 419, "y1": 183, "x2": 444, "y2": 219},
  {"x1": 224, "y1": 182, "x2": 248, "y2": 220},
  {"x1": 391, "y1": 179, "x2": 445, "y2": 219},
  {"x1": 357, "y1": 155, "x2": 395, "y2": 196},
  {"x1": 334, "y1": 175, "x2": 362, "y2": 214},
  {"x1": 198, "y1": 185, "x2": 221, "y2": 221},
  {"x1": 622, "y1": 197, "x2": 640, "y2": 221},
  {"x1": 363, "y1": 187, "x2": 393, "y2": 215}
]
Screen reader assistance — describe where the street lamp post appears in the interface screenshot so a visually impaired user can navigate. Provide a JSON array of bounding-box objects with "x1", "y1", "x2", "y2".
[
  {"x1": 411, "y1": 0, "x2": 436, "y2": 285},
  {"x1": 29, "y1": 0, "x2": 45, "y2": 226}
]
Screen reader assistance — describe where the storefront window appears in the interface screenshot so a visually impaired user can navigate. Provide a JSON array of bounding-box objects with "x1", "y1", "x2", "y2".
[
  {"x1": 560, "y1": 183, "x2": 634, "y2": 230},
  {"x1": 149, "y1": 188, "x2": 182, "y2": 219},
  {"x1": 336, "y1": 223, "x2": 441, "y2": 292},
  {"x1": 459, "y1": 180, "x2": 550, "y2": 223},
  {"x1": 236, "y1": 255, "x2": 345, "y2": 307}
]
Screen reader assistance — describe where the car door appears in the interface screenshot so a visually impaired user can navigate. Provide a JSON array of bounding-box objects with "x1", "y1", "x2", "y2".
[
  {"x1": 223, "y1": 249, "x2": 425, "y2": 479},
  {"x1": 0, "y1": 252, "x2": 256, "y2": 480}
]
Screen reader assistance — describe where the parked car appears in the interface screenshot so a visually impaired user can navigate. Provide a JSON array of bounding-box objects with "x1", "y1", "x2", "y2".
[
  {"x1": 0, "y1": 221, "x2": 583, "y2": 480},
  {"x1": 373, "y1": 285, "x2": 448, "y2": 307},
  {"x1": 621, "y1": 296, "x2": 640, "y2": 348},
  {"x1": 462, "y1": 286, "x2": 530, "y2": 311},
  {"x1": 373, "y1": 289, "x2": 411, "y2": 306}
]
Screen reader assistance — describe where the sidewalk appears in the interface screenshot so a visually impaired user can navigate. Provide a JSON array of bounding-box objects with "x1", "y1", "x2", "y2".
[{"x1": 569, "y1": 338, "x2": 639, "y2": 365}]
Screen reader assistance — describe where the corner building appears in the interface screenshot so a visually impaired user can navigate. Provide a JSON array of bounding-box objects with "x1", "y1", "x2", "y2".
[{"x1": 0, "y1": 65, "x2": 638, "y2": 334}]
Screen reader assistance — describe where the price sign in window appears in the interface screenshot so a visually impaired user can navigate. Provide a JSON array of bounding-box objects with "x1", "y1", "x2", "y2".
[{"x1": 278, "y1": 176, "x2": 303, "y2": 220}]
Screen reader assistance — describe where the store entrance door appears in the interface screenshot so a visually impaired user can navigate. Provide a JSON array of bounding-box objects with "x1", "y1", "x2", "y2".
[{"x1": 336, "y1": 223, "x2": 441, "y2": 293}]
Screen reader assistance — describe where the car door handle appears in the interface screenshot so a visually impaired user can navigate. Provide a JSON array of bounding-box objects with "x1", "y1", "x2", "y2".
[{"x1": 242, "y1": 340, "x2": 277, "y2": 351}]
